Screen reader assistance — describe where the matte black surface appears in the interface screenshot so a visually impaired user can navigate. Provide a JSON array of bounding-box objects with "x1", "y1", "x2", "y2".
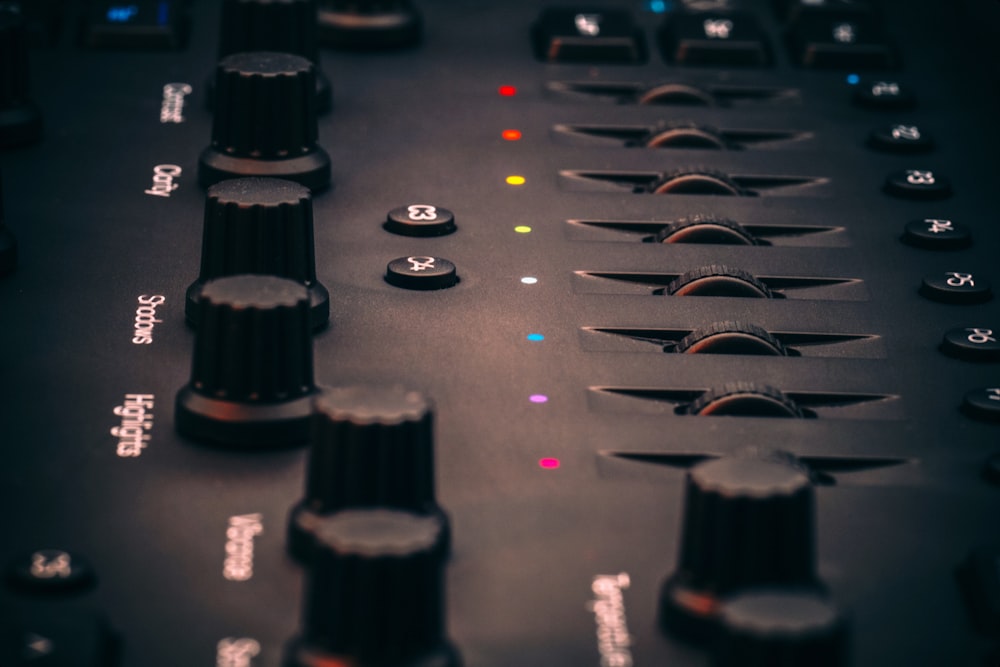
[{"x1": 1, "y1": 1, "x2": 999, "y2": 666}]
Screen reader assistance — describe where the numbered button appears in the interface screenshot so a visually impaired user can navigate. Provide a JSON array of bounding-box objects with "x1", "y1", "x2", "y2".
[
  {"x1": 920, "y1": 271, "x2": 992, "y2": 304},
  {"x1": 6, "y1": 550, "x2": 96, "y2": 595},
  {"x1": 902, "y1": 218, "x2": 971, "y2": 250},
  {"x1": 531, "y1": 8, "x2": 646, "y2": 63},
  {"x1": 868, "y1": 124, "x2": 933, "y2": 153},
  {"x1": 385, "y1": 205, "x2": 456, "y2": 237},
  {"x1": 884, "y1": 169, "x2": 952, "y2": 200},
  {"x1": 963, "y1": 388, "x2": 1000, "y2": 422},
  {"x1": 386, "y1": 256, "x2": 458, "y2": 290},
  {"x1": 853, "y1": 80, "x2": 916, "y2": 110},
  {"x1": 941, "y1": 327, "x2": 1000, "y2": 362},
  {"x1": 658, "y1": 12, "x2": 770, "y2": 66}
]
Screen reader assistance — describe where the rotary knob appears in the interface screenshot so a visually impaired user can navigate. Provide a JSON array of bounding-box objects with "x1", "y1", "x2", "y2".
[
  {"x1": 284, "y1": 509, "x2": 460, "y2": 667},
  {"x1": 0, "y1": 171, "x2": 16, "y2": 276},
  {"x1": 651, "y1": 168, "x2": 746, "y2": 195},
  {"x1": 713, "y1": 590, "x2": 848, "y2": 667},
  {"x1": 666, "y1": 265, "x2": 775, "y2": 298},
  {"x1": 0, "y1": 5, "x2": 42, "y2": 149},
  {"x1": 317, "y1": 1, "x2": 422, "y2": 50},
  {"x1": 175, "y1": 274, "x2": 318, "y2": 448},
  {"x1": 673, "y1": 322, "x2": 789, "y2": 356},
  {"x1": 288, "y1": 385, "x2": 448, "y2": 561},
  {"x1": 685, "y1": 383, "x2": 804, "y2": 417},
  {"x1": 660, "y1": 453, "x2": 819, "y2": 641},
  {"x1": 186, "y1": 177, "x2": 329, "y2": 332},
  {"x1": 212, "y1": 0, "x2": 332, "y2": 113},
  {"x1": 645, "y1": 121, "x2": 728, "y2": 149},
  {"x1": 199, "y1": 52, "x2": 331, "y2": 191},
  {"x1": 655, "y1": 215, "x2": 759, "y2": 245}
]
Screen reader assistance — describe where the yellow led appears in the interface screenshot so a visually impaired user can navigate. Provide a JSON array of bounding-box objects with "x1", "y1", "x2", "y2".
[
  {"x1": 514, "y1": 225, "x2": 532, "y2": 234},
  {"x1": 506, "y1": 175, "x2": 526, "y2": 186}
]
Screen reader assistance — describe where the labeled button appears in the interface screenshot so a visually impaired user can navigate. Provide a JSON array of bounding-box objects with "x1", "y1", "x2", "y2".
[
  {"x1": 659, "y1": 12, "x2": 770, "y2": 66},
  {"x1": 868, "y1": 124, "x2": 933, "y2": 153},
  {"x1": 853, "y1": 80, "x2": 915, "y2": 110},
  {"x1": 962, "y1": 388, "x2": 1000, "y2": 422},
  {"x1": 386, "y1": 256, "x2": 458, "y2": 290},
  {"x1": 81, "y1": 1, "x2": 188, "y2": 49},
  {"x1": 531, "y1": 8, "x2": 646, "y2": 63},
  {"x1": 884, "y1": 169, "x2": 951, "y2": 200},
  {"x1": 0, "y1": 606, "x2": 118, "y2": 666},
  {"x1": 902, "y1": 218, "x2": 971, "y2": 250},
  {"x1": 7, "y1": 550, "x2": 96, "y2": 595},
  {"x1": 788, "y1": 15, "x2": 896, "y2": 69},
  {"x1": 385, "y1": 205, "x2": 456, "y2": 237},
  {"x1": 941, "y1": 327, "x2": 1000, "y2": 362},
  {"x1": 920, "y1": 271, "x2": 992, "y2": 304}
]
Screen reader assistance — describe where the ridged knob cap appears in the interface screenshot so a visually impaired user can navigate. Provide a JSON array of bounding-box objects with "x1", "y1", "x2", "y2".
[
  {"x1": 285, "y1": 509, "x2": 459, "y2": 667},
  {"x1": 199, "y1": 52, "x2": 330, "y2": 190},
  {"x1": 660, "y1": 454, "x2": 818, "y2": 640},
  {"x1": 175, "y1": 274, "x2": 317, "y2": 448},
  {"x1": 0, "y1": 6, "x2": 42, "y2": 148},
  {"x1": 186, "y1": 177, "x2": 328, "y2": 331},
  {"x1": 215, "y1": 0, "x2": 331, "y2": 112}
]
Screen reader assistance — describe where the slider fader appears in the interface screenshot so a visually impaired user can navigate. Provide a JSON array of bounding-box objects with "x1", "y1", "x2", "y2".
[{"x1": 1, "y1": 1, "x2": 999, "y2": 666}]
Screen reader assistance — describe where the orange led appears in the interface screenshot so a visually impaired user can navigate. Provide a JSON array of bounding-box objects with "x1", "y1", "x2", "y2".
[
  {"x1": 502, "y1": 129, "x2": 522, "y2": 141},
  {"x1": 498, "y1": 85, "x2": 517, "y2": 97}
]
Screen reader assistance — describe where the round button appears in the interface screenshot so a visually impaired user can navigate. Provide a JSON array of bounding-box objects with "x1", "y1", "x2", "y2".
[
  {"x1": 962, "y1": 387, "x2": 1000, "y2": 422},
  {"x1": 920, "y1": 271, "x2": 992, "y2": 304},
  {"x1": 385, "y1": 205, "x2": 456, "y2": 237},
  {"x1": 6, "y1": 549, "x2": 96, "y2": 595},
  {"x1": 902, "y1": 218, "x2": 971, "y2": 250},
  {"x1": 884, "y1": 169, "x2": 951, "y2": 200},
  {"x1": 868, "y1": 124, "x2": 933, "y2": 153},
  {"x1": 385, "y1": 256, "x2": 458, "y2": 290},
  {"x1": 853, "y1": 80, "x2": 915, "y2": 110},
  {"x1": 941, "y1": 327, "x2": 1000, "y2": 362}
]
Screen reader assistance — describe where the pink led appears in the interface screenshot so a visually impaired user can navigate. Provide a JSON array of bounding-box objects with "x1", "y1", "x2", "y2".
[
  {"x1": 529, "y1": 394, "x2": 549, "y2": 404},
  {"x1": 539, "y1": 458, "x2": 561, "y2": 469}
]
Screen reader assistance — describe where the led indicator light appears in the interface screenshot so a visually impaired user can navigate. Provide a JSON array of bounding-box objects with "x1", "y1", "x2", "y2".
[
  {"x1": 514, "y1": 225, "x2": 532, "y2": 234},
  {"x1": 506, "y1": 175, "x2": 526, "y2": 186},
  {"x1": 529, "y1": 394, "x2": 549, "y2": 404},
  {"x1": 647, "y1": 0, "x2": 669, "y2": 13},
  {"x1": 107, "y1": 4, "x2": 139, "y2": 22},
  {"x1": 498, "y1": 85, "x2": 517, "y2": 97},
  {"x1": 521, "y1": 276, "x2": 538, "y2": 285},
  {"x1": 847, "y1": 73, "x2": 860, "y2": 85},
  {"x1": 527, "y1": 333, "x2": 545, "y2": 342},
  {"x1": 539, "y1": 458, "x2": 561, "y2": 469},
  {"x1": 502, "y1": 129, "x2": 522, "y2": 141}
]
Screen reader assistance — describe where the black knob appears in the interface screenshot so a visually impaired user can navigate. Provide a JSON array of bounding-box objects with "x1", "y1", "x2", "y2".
[
  {"x1": 199, "y1": 52, "x2": 331, "y2": 191},
  {"x1": 673, "y1": 322, "x2": 789, "y2": 356},
  {"x1": 175, "y1": 274, "x2": 318, "y2": 448},
  {"x1": 289, "y1": 385, "x2": 448, "y2": 561},
  {"x1": 0, "y1": 171, "x2": 16, "y2": 276},
  {"x1": 713, "y1": 590, "x2": 848, "y2": 667},
  {"x1": 284, "y1": 509, "x2": 460, "y2": 667},
  {"x1": 0, "y1": 5, "x2": 42, "y2": 149},
  {"x1": 317, "y1": 1, "x2": 422, "y2": 50},
  {"x1": 186, "y1": 177, "x2": 329, "y2": 332},
  {"x1": 666, "y1": 265, "x2": 775, "y2": 298},
  {"x1": 685, "y1": 383, "x2": 804, "y2": 418},
  {"x1": 212, "y1": 0, "x2": 332, "y2": 113},
  {"x1": 660, "y1": 453, "x2": 819, "y2": 641},
  {"x1": 655, "y1": 215, "x2": 759, "y2": 245},
  {"x1": 645, "y1": 121, "x2": 728, "y2": 149},
  {"x1": 651, "y1": 168, "x2": 745, "y2": 195}
]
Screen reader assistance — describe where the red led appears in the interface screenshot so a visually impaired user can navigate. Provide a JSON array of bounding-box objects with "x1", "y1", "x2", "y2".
[
  {"x1": 502, "y1": 129, "x2": 522, "y2": 141},
  {"x1": 539, "y1": 458, "x2": 561, "y2": 469},
  {"x1": 498, "y1": 85, "x2": 517, "y2": 97}
]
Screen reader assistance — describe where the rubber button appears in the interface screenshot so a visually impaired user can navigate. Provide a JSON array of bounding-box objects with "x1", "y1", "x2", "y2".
[
  {"x1": 0, "y1": 605, "x2": 118, "y2": 665},
  {"x1": 962, "y1": 388, "x2": 1000, "y2": 422},
  {"x1": 385, "y1": 205, "x2": 456, "y2": 237},
  {"x1": 6, "y1": 550, "x2": 96, "y2": 595},
  {"x1": 941, "y1": 327, "x2": 1000, "y2": 362},
  {"x1": 884, "y1": 169, "x2": 951, "y2": 200},
  {"x1": 659, "y1": 12, "x2": 770, "y2": 66},
  {"x1": 902, "y1": 218, "x2": 971, "y2": 250},
  {"x1": 868, "y1": 124, "x2": 933, "y2": 153},
  {"x1": 853, "y1": 80, "x2": 915, "y2": 110},
  {"x1": 920, "y1": 271, "x2": 992, "y2": 304},
  {"x1": 81, "y1": 1, "x2": 188, "y2": 49},
  {"x1": 531, "y1": 8, "x2": 646, "y2": 63},
  {"x1": 386, "y1": 256, "x2": 458, "y2": 290}
]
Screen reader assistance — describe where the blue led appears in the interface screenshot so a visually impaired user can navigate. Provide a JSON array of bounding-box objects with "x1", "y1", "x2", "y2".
[
  {"x1": 527, "y1": 333, "x2": 545, "y2": 342},
  {"x1": 107, "y1": 4, "x2": 139, "y2": 23},
  {"x1": 647, "y1": 0, "x2": 670, "y2": 13},
  {"x1": 157, "y1": 1, "x2": 170, "y2": 26},
  {"x1": 847, "y1": 73, "x2": 861, "y2": 85}
]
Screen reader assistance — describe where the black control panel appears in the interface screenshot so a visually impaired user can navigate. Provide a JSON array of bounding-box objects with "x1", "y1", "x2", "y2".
[{"x1": 2, "y1": 1, "x2": 999, "y2": 665}]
